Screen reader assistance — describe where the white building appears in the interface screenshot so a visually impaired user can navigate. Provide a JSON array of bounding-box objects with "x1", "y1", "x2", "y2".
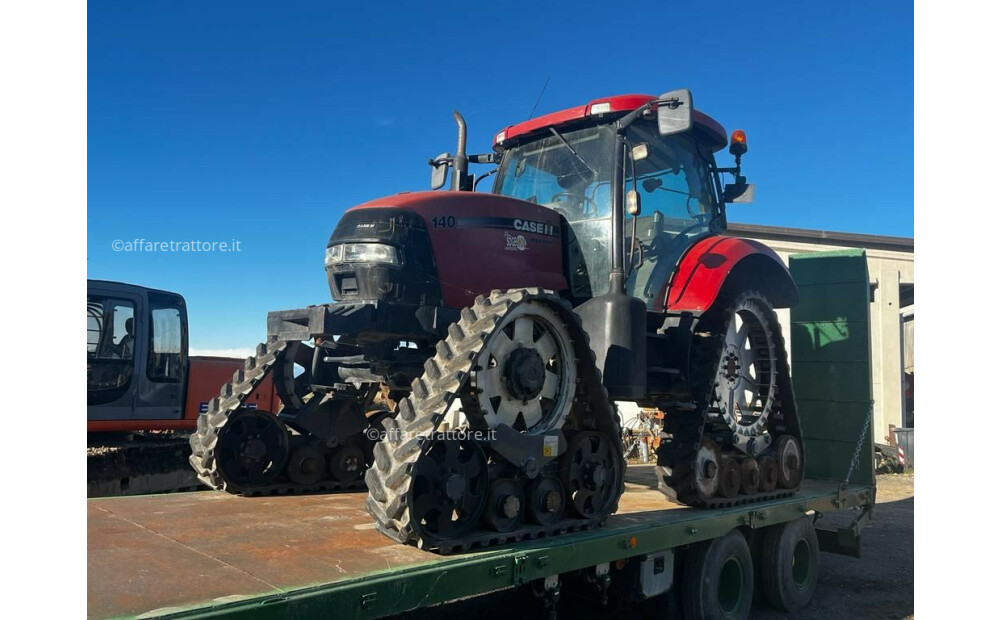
[{"x1": 619, "y1": 223, "x2": 914, "y2": 447}]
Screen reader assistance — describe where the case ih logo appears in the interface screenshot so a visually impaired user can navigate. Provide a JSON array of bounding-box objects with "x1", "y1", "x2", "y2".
[
  {"x1": 513, "y1": 219, "x2": 556, "y2": 236},
  {"x1": 504, "y1": 231, "x2": 527, "y2": 251}
]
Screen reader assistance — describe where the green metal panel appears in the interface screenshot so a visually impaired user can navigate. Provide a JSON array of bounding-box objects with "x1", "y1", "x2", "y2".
[{"x1": 790, "y1": 249, "x2": 874, "y2": 486}]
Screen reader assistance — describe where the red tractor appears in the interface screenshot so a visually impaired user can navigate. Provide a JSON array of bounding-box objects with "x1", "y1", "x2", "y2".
[{"x1": 190, "y1": 89, "x2": 803, "y2": 552}]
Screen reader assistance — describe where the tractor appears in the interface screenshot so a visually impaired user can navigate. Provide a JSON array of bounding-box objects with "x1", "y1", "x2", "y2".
[{"x1": 189, "y1": 89, "x2": 804, "y2": 552}]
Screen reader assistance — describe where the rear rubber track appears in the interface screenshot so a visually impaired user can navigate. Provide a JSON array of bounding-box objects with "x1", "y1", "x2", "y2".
[
  {"x1": 656, "y1": 291, "x2": 802, "y2": 507},
  {"x1": 188, "y1": 339, "x2": 367, "y2": 495}
]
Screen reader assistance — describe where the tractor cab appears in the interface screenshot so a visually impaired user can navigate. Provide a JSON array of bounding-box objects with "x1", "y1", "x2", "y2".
[{"x1": 436, "y1": 90, "x2": 754, "y2": 309}]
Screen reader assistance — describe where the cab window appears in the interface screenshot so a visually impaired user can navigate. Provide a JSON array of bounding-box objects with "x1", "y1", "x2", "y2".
[
  {"x1": 87, "y1": 297, "x2": 135, "y2": 392},
  {"x1": 624, "y1": 123, "x2": 718, "y2": 306},
  {"x1": 147, "y1": 294, "x2": 184, "y2": 383}
]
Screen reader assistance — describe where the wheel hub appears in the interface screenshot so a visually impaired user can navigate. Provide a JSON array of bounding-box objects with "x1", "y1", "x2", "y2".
[
  {"x1": 501, "y1": 494, "x2": 521, "y2": 518},
  {"x1": 445, "y1": 474, "x2": 465, "y2": 501},
  {"x1": 503, "y1": 346, "x2": 546, "y2": 400},
  {"x1": 244, "y1": 438, "x2": 267, "y2": 460}
]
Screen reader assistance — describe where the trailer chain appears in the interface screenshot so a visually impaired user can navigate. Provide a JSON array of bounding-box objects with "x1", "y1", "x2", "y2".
[
  {"x1": 843, "y1": 403, "x2": 873, "y2": 485},
  {"x1": 188, "y1": 338, "x2": 367, "y2": 495},
  {"x1": 365, "y1": 288, "x2": 625, "y2": 554}
]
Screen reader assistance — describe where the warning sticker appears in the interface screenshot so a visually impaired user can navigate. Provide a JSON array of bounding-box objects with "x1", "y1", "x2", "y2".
[{"x1": 543, "y1": 435, "x2": 559, "y2": 457}]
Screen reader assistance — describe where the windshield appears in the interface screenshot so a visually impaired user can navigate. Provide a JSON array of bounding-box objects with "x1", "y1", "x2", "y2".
[
  {"x1": 494, "y1": 125, "x2": 617, "y2": 297},
  {"x1": 494, "y1": 125, "x2": 616, "y2": 219}
]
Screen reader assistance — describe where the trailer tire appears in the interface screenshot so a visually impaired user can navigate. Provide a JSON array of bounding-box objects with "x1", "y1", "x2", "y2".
[
  {"x1": 682, "y1": 529, "x2": 754, "y2": 620},
  {"x1": 759, "y1": 516, "x2": 819, "y2": 612}
]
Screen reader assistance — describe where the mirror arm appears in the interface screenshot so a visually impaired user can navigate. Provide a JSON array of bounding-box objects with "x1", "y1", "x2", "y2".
[{"x1": 615, "y1": 101, "x2": 655, "y2": 133}]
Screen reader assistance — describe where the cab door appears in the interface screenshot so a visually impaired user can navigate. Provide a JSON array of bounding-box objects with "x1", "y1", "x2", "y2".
[
  {"x1": 87, "y1": 284, "x2": 142, "y2": 421},
  {"x1": 131, "y1": 291, "x2": 188, "y2": 420}
]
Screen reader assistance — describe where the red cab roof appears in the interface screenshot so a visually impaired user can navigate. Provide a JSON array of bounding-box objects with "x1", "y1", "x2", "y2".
[{"x1": 494, "y1": 93, "x2": 729, "y2": 151}]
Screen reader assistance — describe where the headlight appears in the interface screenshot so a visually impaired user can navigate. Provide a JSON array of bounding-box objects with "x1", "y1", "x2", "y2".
[{"x1": 325, "y1": 243, "x2": 399, "y2": 266}]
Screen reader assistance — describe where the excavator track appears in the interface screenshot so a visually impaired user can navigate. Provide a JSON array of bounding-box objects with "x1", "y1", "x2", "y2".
[
  {"x1": 656, "y1": 291, "x2": 803, "y2": 508},
  {"x1": 188, "y1": 339, "x2": 370, "y2": 496},
  {"x1": 365, "y1": 289, "x2": 625, "y2": 554}
]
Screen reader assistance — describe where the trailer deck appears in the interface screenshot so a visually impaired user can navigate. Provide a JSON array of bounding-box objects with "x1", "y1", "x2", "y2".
[
  {"x1": 88, "y1": 467, "x2": 871, "y2": 619},
  {"x1": 88, "y1": 249, "x2": 878, "y2": 620}
]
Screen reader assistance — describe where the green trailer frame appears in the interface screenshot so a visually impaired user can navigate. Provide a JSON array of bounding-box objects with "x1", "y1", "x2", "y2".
[{"x1": 87, "y1": 250, "x2": 876, "y2": 620}]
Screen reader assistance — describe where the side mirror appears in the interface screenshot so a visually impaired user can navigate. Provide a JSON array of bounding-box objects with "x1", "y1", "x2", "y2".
[
  {"x1": 723, "y1": 179, "x2": 755, "y2": 204},
  {"x1": 429, "y1": 152, "x2": 450, "y2": 190},
  {"x1": 657, "y1": 88, "x2": 693, "y2": 136}
]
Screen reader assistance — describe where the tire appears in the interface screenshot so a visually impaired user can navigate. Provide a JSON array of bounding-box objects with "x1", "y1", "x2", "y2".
[
  {"x1": 759, "y1": 516, "x2": 819, "y2": 612},
  {"x1": 682, "y1": 529, "x2": 754, "y2": 620}
]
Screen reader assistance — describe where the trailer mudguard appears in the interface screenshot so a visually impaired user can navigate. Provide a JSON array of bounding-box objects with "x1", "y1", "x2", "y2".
[{"x1": 658, "y1": 235, "x2": 798, "y2": 313}]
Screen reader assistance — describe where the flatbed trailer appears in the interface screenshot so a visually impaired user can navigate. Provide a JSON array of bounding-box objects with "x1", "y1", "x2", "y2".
[{"x1": 88, "y1": 250, "x2": 877, "y2": 619}]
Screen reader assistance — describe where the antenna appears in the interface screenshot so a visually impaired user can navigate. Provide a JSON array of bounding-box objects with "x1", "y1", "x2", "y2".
[{"x1": 527, "y1": 76, "x2": 550, "y2": 121}]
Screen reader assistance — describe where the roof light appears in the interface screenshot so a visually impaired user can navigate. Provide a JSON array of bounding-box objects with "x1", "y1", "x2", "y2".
[
  {"x1": 495, "y1": 130, "x2": 506, "y2": 145},
  {"x1": 729, "y1": 130, "x2": 748, "y2": 156},
  {"x1": 589, "y1": 102, "x2": 612, "y2": 115}
]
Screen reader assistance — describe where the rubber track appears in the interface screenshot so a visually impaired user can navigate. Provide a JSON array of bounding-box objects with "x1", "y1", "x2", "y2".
[
  {"x1": 365, "y1": 288, "x2": 624, "y2": 554},
  {"x1": 656, "y1": 291, "x2": 802, "y2": 507},
  {"x1": 187, "y1": 339, "x2": 366, "y2": 495}
]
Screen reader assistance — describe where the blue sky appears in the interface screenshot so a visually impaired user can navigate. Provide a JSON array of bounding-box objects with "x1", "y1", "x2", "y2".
[{"x1": 88, "y1": 1, "x2": 913, "y2": 351}]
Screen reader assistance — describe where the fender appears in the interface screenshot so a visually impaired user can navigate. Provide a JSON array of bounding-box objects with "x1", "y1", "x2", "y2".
[{"x1": 658, "y1": 235, "x2": 797, "y2": 313}]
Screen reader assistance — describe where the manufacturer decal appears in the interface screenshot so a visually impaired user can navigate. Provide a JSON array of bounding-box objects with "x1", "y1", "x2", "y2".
[
  {"x1": 504, "y1": 231, "x2": 528, "y2": 251},
  {"x1": 513, "y1": 219, "x2": 556, "y2": 237}
]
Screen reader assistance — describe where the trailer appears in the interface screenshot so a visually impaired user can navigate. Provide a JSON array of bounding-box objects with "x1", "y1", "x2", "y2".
[{"x1": 87, "y1": 250, "x2": 876, "y2": 620}]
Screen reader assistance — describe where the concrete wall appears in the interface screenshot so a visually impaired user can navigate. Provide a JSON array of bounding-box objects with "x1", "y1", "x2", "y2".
[
  {"x1": 617, "y1": 235, "x2": 914, "y2": 445},
  {"x1": 739, "y1": 236, "x2": 914, "y2": 444}
]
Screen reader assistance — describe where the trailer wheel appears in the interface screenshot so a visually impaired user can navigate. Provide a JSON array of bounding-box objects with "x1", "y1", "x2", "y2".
[
  {"x1": 682, "y1": 529, "x2": 754, "y2": 620},
  {"x1": 758, "y1": 516, "x2": 819, "y2": 612}
]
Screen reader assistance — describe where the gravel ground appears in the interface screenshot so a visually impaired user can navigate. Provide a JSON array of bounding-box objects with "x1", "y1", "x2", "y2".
[{"x1": 404, "y1": 472, "x2": 914, "y2": 620}]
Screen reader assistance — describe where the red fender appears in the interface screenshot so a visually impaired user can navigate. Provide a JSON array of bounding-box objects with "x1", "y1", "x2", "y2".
[{"x1": 657, "y1": 235, "x2": 796, "y2": 313}]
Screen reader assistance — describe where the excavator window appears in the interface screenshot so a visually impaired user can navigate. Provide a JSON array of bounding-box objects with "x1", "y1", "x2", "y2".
[
  {"x1": 147, "y1": 300, "x2": 184, "y2": 383},
  {"x1": 87, "y1": 297, "x2": 135, "y2": 392}
]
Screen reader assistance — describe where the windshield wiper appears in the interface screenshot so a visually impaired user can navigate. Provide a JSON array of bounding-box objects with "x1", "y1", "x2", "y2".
[{"x1": 548, "y1": 127, "x2": 597, "y2": 178}]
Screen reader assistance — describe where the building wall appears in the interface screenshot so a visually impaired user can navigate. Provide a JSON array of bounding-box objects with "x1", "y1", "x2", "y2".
[
  {"x1": 739, "y1": 236, "x2": 914, "y2": 444},
  {"x1": 617, "y1": 234, "x2": 914, "y2": 445}
]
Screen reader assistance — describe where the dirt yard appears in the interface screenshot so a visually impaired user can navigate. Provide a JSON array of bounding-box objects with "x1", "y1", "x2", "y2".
[{"x1": 407, "y1": 470, "x2": 914, "y2": 620}]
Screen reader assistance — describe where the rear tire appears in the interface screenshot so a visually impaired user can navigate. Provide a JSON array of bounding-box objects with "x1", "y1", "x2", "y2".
[
  {"x1": 759, "y1": 516, "x2": 819, "y2": 612},
  {"x1": 682, "y1": 529, "x2": 754, "y2": 620}
]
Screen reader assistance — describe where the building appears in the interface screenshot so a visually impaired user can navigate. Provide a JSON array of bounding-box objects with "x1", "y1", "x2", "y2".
[{"x1": 619, "y1": 223, "x2": 914, "y2": 448}]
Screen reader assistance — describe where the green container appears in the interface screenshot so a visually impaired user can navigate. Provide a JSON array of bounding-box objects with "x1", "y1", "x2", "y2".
[{"x1": 790, "y1": 249, "x2": 874, "y2": 487}]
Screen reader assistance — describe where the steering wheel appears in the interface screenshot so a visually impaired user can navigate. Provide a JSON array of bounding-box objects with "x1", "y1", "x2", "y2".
[{"x1": 551, "y1": 192, "x2": 599, "y2": 218}]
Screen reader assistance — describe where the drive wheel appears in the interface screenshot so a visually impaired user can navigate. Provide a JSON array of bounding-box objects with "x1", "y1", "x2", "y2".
[
  {"x1": 714, "y1": 294, "x2": 779, "y2": 448},
  {"x1": 694, "y1": 438, "x2": 723, "y2": 501},
  {"x1": 718, "y1": 457, "x2": 741, "y2": 499},
  {"x1": 526, "y1": 476, "x2": 566, "y2": 526},
  {"x1": 682, "y1": 529, "x2": 755, "y2": 620},
  {"x1": 561, "y1": 431, "x2": 622, "y2": 519},
  {"x1": 469, "y1": 302, "x2": 577, "y2": 434},
  {"x1": 758, "y1": 455, "x2": 779, "y2": 493},
  {"x1": 286, "y1": 444, "x2": 326, "y2": 486},
  {"x1": 329, "y1": 443, "x2": 366, "y2": 483},
  {"x1": 775, "y1": 435, "x2": 803, "y2": 489},
  {"x1": 408, "y1": 439, "x2": 488, "y2": 539},
  {"x1": 215, "y1": 409, "x2": 289, "y2": 488},
  {"x1": 740, "y1": 458, "x2": 761, "y2": 495},
  {"x1": 483, "y1": 478, "x2": 525, "y2": 533}
]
